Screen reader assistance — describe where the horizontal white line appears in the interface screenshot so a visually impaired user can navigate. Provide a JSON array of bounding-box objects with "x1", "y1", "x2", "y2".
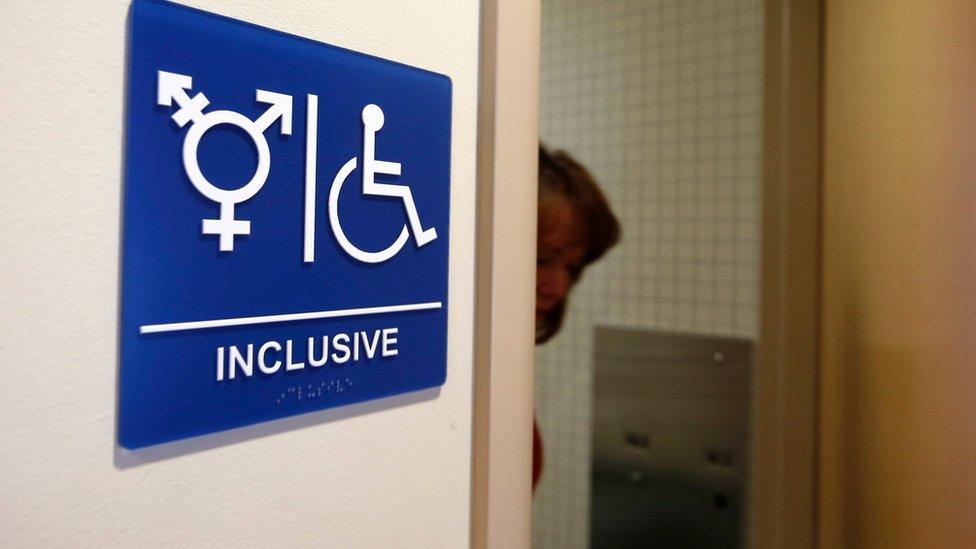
[{"x1": 140, "y1": 301, "x2": 443, "y2": 334}]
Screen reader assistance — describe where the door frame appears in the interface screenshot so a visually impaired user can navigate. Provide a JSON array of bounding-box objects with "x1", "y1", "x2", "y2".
[
  {"x1": 470, "y1": 0, "x2": 541, "y2": 548},
  {"x1": 753, "y1": 0, "x2": 822, "y2": 548}
]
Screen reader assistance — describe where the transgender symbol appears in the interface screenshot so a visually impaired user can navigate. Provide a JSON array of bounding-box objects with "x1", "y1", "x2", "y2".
[{"x1": 157, "y1": 70, "x2": 292, "y2": 251}]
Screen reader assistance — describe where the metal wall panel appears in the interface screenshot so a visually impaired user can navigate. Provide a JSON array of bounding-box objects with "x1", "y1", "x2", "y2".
[{"x1": 591, "y1": 327, "x2": 752, "y2": 548}]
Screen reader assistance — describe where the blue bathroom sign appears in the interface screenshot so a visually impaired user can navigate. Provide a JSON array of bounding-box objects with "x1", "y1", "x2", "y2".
[{"x1": 119, "y1": 0, "x2": 451, "y2": 448}]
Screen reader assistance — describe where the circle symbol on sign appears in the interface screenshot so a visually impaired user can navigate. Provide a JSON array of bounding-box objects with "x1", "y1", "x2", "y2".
[
  {"x1": 181, "y1": 110, "x2": 273, "y2": 252},
  {"x1": 182, "y1": 111, "x2": 271, "y2": 206}
]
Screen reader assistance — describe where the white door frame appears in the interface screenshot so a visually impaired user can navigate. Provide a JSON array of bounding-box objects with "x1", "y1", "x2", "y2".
[{"x1": 470, "y1": 0, "x2": 541, "y2": 548}]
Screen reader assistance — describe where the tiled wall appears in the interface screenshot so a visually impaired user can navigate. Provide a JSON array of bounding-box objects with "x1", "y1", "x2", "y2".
[{"x1": 533, "y1": 1, "x2": 764, "y2": 547}]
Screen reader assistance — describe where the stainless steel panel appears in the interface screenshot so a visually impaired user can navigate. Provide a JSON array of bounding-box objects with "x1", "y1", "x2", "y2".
[{"x1": 591, "y1": 327, "x2": 752, "y2": 549}]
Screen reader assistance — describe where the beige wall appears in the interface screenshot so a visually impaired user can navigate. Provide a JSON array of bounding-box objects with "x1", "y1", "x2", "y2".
[{"x1": 821, "y1": 1, "x2": 976, "y2": 547}]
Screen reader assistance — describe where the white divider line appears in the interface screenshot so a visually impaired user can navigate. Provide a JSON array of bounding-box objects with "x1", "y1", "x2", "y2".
[
  {"x1": 140, "y1": 301, "x2": 443, "y2": 334},
  {"x1": 303, "y1": 93, "x2": 318, "y2": 263}
]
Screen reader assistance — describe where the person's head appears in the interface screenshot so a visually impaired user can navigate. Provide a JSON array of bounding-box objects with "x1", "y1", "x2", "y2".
[{"x1": 536, "y1": 145, "x2": 620, "y2": 343}]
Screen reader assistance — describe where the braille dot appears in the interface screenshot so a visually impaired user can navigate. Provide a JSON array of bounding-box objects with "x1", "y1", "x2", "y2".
[{"x1": 713, "y1": 493, "x2": 729, "y2": 509}]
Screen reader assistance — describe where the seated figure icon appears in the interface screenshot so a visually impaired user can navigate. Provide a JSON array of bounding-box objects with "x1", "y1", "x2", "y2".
[{"x1": 328, "y1": 104, "x2": 439, "y2": 264}]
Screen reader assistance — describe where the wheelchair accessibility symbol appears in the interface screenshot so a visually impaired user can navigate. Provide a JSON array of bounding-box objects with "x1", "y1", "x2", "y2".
[
  {"x1": 328, "y1": 104, "x2": 438, "y2": 264},
  {"x1": 157, "y1": 70, "x2": 438, "y2": 263}
]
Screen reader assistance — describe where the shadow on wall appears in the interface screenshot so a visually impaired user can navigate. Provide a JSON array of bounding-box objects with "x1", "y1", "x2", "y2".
[{"x1": 114, "y1": 387, "x2": 439, "y2": 468}]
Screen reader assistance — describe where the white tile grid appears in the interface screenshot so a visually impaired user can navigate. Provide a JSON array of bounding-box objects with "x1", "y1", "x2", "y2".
[{"x1": 533, "y1": 1, "x2": 763, "y2": 547}]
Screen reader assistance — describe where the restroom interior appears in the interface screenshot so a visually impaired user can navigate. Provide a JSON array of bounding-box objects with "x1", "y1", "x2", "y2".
[{"x1": 533, "y1": 0, "x2": 763, "y2": 546}]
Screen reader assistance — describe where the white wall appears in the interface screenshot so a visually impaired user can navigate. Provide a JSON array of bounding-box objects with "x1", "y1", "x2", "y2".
[
  {"x1": 0, "y1": 1, "x2": 479, "y2": 546},
  {"x1": 534, "y1": 0, "x2": 763, "y2": 546}
]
